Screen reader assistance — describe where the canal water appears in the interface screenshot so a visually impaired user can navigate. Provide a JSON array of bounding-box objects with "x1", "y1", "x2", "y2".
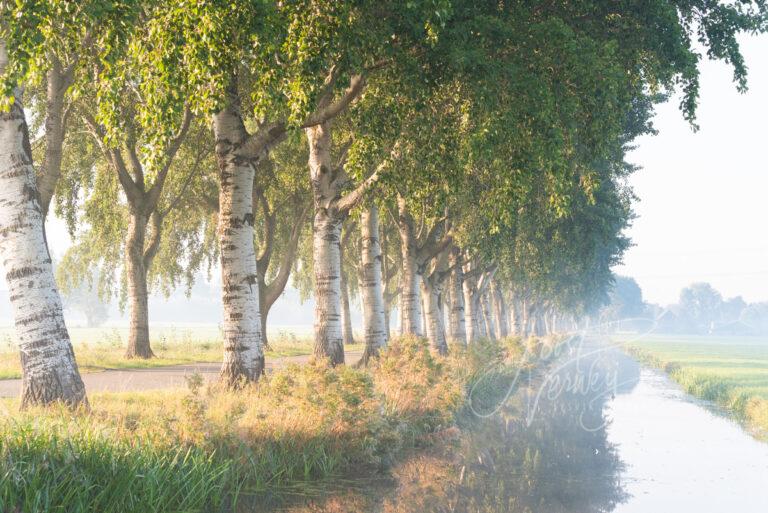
[{"x1": 254, "y1": 339, "x2": 768, "y2": 512}]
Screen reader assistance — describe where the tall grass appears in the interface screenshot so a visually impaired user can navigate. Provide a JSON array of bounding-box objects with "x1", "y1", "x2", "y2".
[
  {"x1": 1, "y1": 414, "x2": 229, "y2": 512},
  {"x1": 1, "y1": 335, "x2": 548, "y2": 513}
]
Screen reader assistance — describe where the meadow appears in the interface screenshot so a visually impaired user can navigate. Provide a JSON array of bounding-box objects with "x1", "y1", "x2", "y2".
[
  {"x1": 0, "y1": 325, "x2": 363, "y2": 379},
  {"x1": 616, "y1": 334, "x2": 768, "y2": 437}
]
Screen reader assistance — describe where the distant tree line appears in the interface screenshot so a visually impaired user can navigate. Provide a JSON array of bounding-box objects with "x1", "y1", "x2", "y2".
[{"x1": 602, "y1": 277, "x2": 768, "y2": 336}]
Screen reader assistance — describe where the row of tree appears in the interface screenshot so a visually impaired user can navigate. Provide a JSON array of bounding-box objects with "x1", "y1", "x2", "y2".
[{"x1": 0, "y1": 1, "x2": 764, "y2": 408}]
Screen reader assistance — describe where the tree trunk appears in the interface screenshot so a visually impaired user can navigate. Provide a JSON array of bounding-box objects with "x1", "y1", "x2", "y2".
[
  {"x1": 399, "y1": 244, "x2": 422, "y2": 336},
  {"x1": 521, "y1": 300, "x2": 531, "y2": 338},
  {"x1": 0, "y1": 58, "x2": 87, "y2": 407},
  {"x1": 421, "y1": 278, "x2": 448, "y2": 354},
  {"x1": 213, "y1": 104, "x2": 265, "y2": 386},
  {"x1": 256, "y1": 198, "x2": 307, "y2": 352},
  {"x1": 124, "y1": 211, "x2": 154, "y2": 358},
  {"x1": 339, "y1": 226, "x2": 355, "y2": 346},
  {"x1": 397, "y1": 196, "x2": 423, "y2": 336},
  {"x1": 307, "y1": 123, "x2": 345, "y2": 365},
  {"x1": 260, "y1": 303, "x2": 271, "y2": 350},
  {"x1": 463, "y1": 275, "x2": 481, "y2": 343},
  {"x1": 509, "y1": 295, "x2": 520, "y2": 336},
  {"x1": 447, "y1": 250, "x2": 466, "y2": 345},
  {"x1": 359, "y1": 206, "x2": 387, "y2": 362},
  {"x1": 481, "y1": 291, "x2": 496, "y2": 340},
  {"x1": 38, "y1": 60, "x2": 69, "y2": 219},
  {"x1": 384, "y1": 306, "x2": 391, "y2": 340},
  {"x1": 340, "y1": 264, "x2": 355, "y2": 345},
  {"x1": 312, "y1": 206, "x2": 345, "y2": 364},
  {"x1": 491, "y1": 282, "x2": 509, "y2": 339}
]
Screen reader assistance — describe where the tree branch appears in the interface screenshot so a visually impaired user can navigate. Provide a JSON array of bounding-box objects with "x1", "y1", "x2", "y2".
[
  {"x1": 159, "y1": 146, "x2": 208, "y2": 218},
  {"x1": 239, "y1": 120, "x2": 287, "y2": 160},
  {"x1": 255, "y1": 185, "x2": 276, "y2": 272},
  {"x1": 143, "y1": 211, "x2": 163, "y2": 267},
  {"x1": 82, "y1": 108, "x2": 143, "y2": 205},
  {"x1": 146, "y1": 106, "x2": 193, "y2": 209},
  {"x1": 336, "y1": 142, "x2": 400, "y2": 214},
  {"x1": 301, "y1": 73, "x2": 366, "y2": 128},
  {"x1": 264, "y1": 202, "x2": 310, "y2": 309}
]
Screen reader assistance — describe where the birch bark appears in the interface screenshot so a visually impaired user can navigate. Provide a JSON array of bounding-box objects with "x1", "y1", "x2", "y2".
[
  {"x1": 358, "y1": 205, "x2": 386, "y2": 362},
  {"x1": 491, "y1": 281, "x2": 509, "y2": 339},
  {"x1": 213, "y1": 102, "x2": 265, "y2": 384},
  {"x1": 447, "y1": 248, "x2": 466, "y2": 345},
  {"x1": 307, "y1": 122, "x2": 345, "y2": 364},
  {"x1": 0, "y1": 44, "x2": 86, "y2": 407},
  {"x1": 481, "y1": 290, "x2": 496, "y2": 340}
]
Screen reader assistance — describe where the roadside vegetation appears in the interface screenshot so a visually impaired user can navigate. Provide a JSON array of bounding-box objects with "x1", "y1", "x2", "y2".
[
  {"x1": 618, "y1": 335, "x2": 768, "y2": 438},
  {"x1": 0, "y1": 335, "x2": 555, "y2": 513}
]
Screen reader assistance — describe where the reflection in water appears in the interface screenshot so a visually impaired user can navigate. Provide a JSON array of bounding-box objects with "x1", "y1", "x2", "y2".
[{"x1": 257, "y1": 344, "x2": 632, "y2": 513}]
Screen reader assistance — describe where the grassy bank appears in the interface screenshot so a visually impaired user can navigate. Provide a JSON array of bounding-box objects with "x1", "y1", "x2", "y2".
[
  {"x1": 617, "y1": 334, "x2": 768, "y2": 438},
  {"x1": 0, "y1": 327, "x2": 362, "y2": 379},
  {"x1": 0, "y1": 335, "x2": 556, "y2": 513}
]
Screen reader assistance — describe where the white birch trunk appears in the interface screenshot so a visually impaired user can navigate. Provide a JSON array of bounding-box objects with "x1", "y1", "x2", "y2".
[
  {"x1": 421, "y1": 278, "x2": 448, "y2": 354},
  {"x1": 340, "y1": 258, "x2": 355, "y2": 346},
  {"x1": 481, "y1": 290, "x2": 496, "y2": 340},
  {"x1": 312, "y1": 205, "x2": 345, "y2": 364},
  {"x1": 447, "y1": 250, "x2": 466, "y2": 345},
  {"x1": 463, "y1": 276, "x2": 481, "y2": 343},
  {"x1": 213, "y1": 105, "x2": 264, "y2": 385},
  {"x1": 359, "y1": 206, "x2": 386, "y2": 361},
  {"x1": 0, "y1": 46, "x2": 86, "y2": 407},
  {"x1": 491, "y1": 282, "x2": 509, "y2": 339},
  {"x1": 400, "y1": 251, "x2": 422, "y2": 336},
  {"x1": 307, "y1": 123, "x2": 345, "y2": 365}
]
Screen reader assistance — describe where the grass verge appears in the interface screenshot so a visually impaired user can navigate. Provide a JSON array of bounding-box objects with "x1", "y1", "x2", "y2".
[
  {"x1": 0, "y1": 328, "x2": 363, "y2": 379},
  {"x1": 0, "y1": 335, "x2": 556, "y2": 513},
  {"x1": 624, "y1": 342, "x2": 768, "y2": 439}
]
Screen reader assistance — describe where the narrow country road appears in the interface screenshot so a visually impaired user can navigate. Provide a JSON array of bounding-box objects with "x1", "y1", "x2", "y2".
[{"x1": 0, "y1": 351, "x2": 362, "y2": 398}]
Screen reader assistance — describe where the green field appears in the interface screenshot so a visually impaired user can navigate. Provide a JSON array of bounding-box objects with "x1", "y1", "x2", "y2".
[
  {"x1": 615, "y1": 334, "x2": 768, "y2": 436},
  {"x1": 0, "y1": 325, "x2": 361, "y2": 379}
]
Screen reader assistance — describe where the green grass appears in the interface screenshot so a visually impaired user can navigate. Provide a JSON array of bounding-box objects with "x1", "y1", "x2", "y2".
[
  {"x1": 615, "y1": 334, "x2": 768, "y2": 437},
  {"x1": 0, "y1": 326, "x2": 364, "y2": 379},
  {"x1": 0, "y1": 335, "x2": 551, "y2": 513}
]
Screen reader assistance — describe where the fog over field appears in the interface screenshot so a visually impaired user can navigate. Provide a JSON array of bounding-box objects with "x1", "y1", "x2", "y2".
[{"x1": 616, "y1": 34, "x2": 768, "y2": 305}]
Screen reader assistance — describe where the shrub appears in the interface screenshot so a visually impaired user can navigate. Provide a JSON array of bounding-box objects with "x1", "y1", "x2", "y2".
[{"x1": 373, "y1": 336, "x2": 464, "y2": 438}]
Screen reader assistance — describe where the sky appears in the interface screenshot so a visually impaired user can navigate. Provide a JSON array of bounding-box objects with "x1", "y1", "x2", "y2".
[
  {"x1": 2, "y1": 33, "x2": 768, "y2": 324},
  {"x1": 614, "y1": 33, "x2": 768, "y2": 306}
]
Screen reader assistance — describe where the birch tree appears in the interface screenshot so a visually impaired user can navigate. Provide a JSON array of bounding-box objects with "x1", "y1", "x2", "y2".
[
  {"x1": 0, "y1": 41, "x2": 87, "y2": 408},
  {"x1": 357, "y1": 205, "x2": 387, "y2": 362}
]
